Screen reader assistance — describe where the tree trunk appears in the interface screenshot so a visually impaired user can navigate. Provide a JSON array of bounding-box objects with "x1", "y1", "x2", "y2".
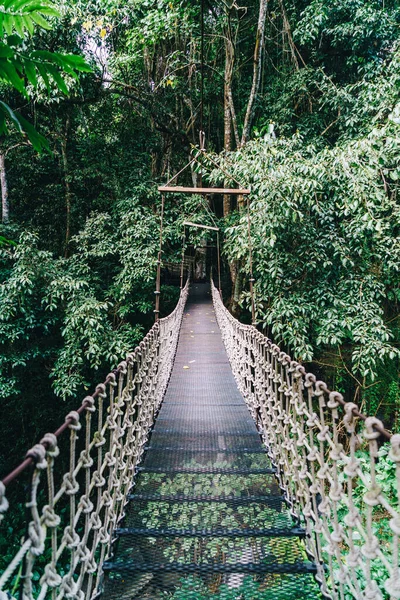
[
  {"x1": 241, "y1": 0, "x2": 268, "y2": 145},
  {"x1": 223, "y1": 30, "x2": 235, "y2": 217},
  {"x1": 230, "y1": 261, "x2": 244, "y2": 317},
  {"x1": 224, "y1": 32, "x2": 239, "y2": 298},
  {"x1": 0, "y1": 152, "x2": 9, "y2": 224},
  {"x1": 62, "y1": 114, "x2": 72, "y2": 257},
  {"x1": 278, "y1": 0, "x2": 305, "y2": 70}
]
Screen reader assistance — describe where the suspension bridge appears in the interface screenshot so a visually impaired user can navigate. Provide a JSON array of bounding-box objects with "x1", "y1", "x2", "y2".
[{"x1": 0, "y1": 277, "x2": 399, "y2": 600}]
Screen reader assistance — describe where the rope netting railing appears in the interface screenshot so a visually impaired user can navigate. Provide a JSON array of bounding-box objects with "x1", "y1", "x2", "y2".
[
  {"x1": 0, "y1": 280, "x2": 189, "y2": 600},
  {"x1": 211, "y1": 280, "x2": 400, "y2": 600}
]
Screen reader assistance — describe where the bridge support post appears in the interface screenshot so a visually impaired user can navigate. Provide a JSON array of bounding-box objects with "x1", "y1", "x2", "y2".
[
  {"x1": 155, "y1": 194, "x2": 165, "y2": 322},
  {"x1": 217, "y1": 230, "x2": 222, "y2": 295},
  {"x1": 180, "y1": 225, "x2": 186, "y2": 289},
  {"x1": 246, "y1": 196, "x2": 256, "y2": 325}
]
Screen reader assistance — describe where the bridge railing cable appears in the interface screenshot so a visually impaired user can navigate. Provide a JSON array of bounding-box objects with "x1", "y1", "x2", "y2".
[
  {"x1": 212, "y1": 280, "x2": 400, "y2": 600},
  {"x1": 0, "y1": 280, "x2": 189, "y2": 600}
]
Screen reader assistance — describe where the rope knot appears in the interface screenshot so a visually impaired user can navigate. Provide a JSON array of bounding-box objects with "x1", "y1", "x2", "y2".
[
  {"x1": 62, "y1": 525, "x2": 80, "y2": 549},
  {"x1": 42, "y1": 505, "x2": 61, "y2": 528},
  {"x1": 344, "y1": 457, "x2": 360, "y2": 479},
  {"x1": 298, "y1": 466, "x2": 308, "y2": 480},
  {"x1": 107, "y1": 372, "x2": 117, "y2": 387},
  {"x1": 364, "y1": 416, "x2": 383, "y2": 440},
  {"x1": 307, "y1": 448, "x2": 318, "y2": 462},
  {"x1": 118, "y1": 360, "x2": 128, "y2": 374},
  {"x1": 327, "y1": 391, "x2": 343, "y2": 409},
  {"x1": 329, "y1": 443, "x2": 343, "y2": 461},
  {"x1": 316, "y1": 464, "x2": 329, "y2": 480},
  {"x1": 98, "y1": 527, "x2": 111, "y2": 545},
  {"x1": 306, "y1": 413, "x2": 318, "y2": 428},
  {"x1": 76, "y1": 543, "x2": 91, "y2": 563},
  {"x1": 317, "y1": 426, "x2": 329, "y2": 442},
  {"x1": 304, "y1": 373, "x2": 316, "y2": 388},
  {"x1": 344, "y1": 510, "x2": 360, "y2": 529},
  {"x1": 278, "y1": 351, "x2": 290, "y2": 365},
  {"x1": 82, "y1": 395, "x2": 96, "y2": 413},
  {"x1": 363, "y1": 582, "x2": 383, "y2": 600},
  {"x1": 86, "y1": 557, "x2": 97, "y2": 574},
  {"x1": 41, "y1": 563, "x2": 62, "y2": 588},
  {"x1": 315, "y1": 380, "x2": 329, "y2": 396},
  {"x1": 40, "y1": 433, "x2": 59, "y2": 457},
  {"x1": 80, "y1": 449, "x2": 94, "y2": 469},
  {"x1": 65, "y1": 411, "x2": 81, "y2": 431},
  {"x1": 89, "y1": 512, "x2": 102, "y2": 530},
  {"x1": 343, "y1": 402, "x2": 359, "y2": 433},
  {"x1": 270, "y1": 344, "x2": 280, "y2": 356},
  {"x1": 60, "y1": 575, "x2": 81, "y2": 599},
  {"x1": 25, "y1": 443, "x2": 47, "y2": 469},
  {"x1": 94, "y1": 431, "x2": 106, "y2": 447},
  {"x1": 106, "y1": 414, "x2": 117, "y2": 430},
  {"x1": 361, "y1": 536, "x2": 379, "y2": 560},
  {"x1": 318, "y1": 497, "x2": 330, "y2": 515},
  {"x1": 93, "y1": 470, "x2": 106, "y2": 488},
  {"x1": 389, "y1": 434, "x2": 400, "y2": 463},
  {"x1": 309, "y1": 482, "x2": 320, "y2": 495},
  {"x1": 126, "y1": 351, "x2": 136, "y2": 364},
  {"x1": 296, "y1": 431, "x2": 306, "y2": 447},
  {"x1": 102, "y1": 490, "x2": 113, "y2": 507},
  {"x1": 385, "y1": 574, "x2": 400, "y2": 599},
  {"x1": 28, "y1": 519, "x2": 46, "y2": 556},
  {"x1": 329, "y1": 482, "x2": 343, "y2": 502},
  {"x1": 295, "y1": 364, "x2": 306, "y2": 378},
  {"x1": 364, "y1": 483, "x2": 382, "y2": 507},
  {"x1": 96, "y1": 383, "x2": 107, "y2": 398},
  {"x1": 78, "y1": 494, "x2": 94, "y2": 514},
  {"x1": 63, "y1": 472, "x2": 79, "y2": 496},
  {"x1": 0, "y1": 481, "x2": 9, "y2": 520},
  {"x1": 346, "y1": 547, "x2": 360, "y2": 568}
]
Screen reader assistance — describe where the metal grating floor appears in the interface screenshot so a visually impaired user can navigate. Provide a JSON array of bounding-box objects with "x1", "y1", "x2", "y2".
[{"x1": 101, "y1": 283, "x2": 322, "y2": 599}]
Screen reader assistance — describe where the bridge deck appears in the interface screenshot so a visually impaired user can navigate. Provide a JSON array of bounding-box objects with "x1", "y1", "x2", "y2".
[{"x1": 102, "y1": 284, "x2": 322, "y2": 599}]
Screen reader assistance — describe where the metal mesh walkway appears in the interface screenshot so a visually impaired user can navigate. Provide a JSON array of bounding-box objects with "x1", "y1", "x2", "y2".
[{"x1": 101, "y1": 284, "x2": 323, "y2": 599}]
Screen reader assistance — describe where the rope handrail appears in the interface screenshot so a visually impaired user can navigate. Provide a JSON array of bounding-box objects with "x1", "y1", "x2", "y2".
[
  {"x1": 211, "y1": 281, "x2": 400, "y2": 600},
  {"x1": 0, "y1": 279, "x2": 189, "y2": 600}
]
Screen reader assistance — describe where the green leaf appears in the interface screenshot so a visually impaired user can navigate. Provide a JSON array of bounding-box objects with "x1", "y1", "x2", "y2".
[
  {"x1": 23, "y1": 58, "x2": 38, "y2": 87},
  {"x1": 47, "y1": 64, "x2": 69, "y2": 94},
  {"x1": 14, "y1": 111, "x2": 51, "y2": 153},
  {"x1": 0, "y1": 100, "x2": 23, "y2": 132},
  {"x1": 36, "y1": 61, "x2": 51, "y2": 92},
  {"x1": 0, "y1": 45, "x2": 13, "y2": 58},
  {"x1": 0, "y1": 58, "x2": 26, "y2": 95},
  {"x1": 29, "y1": 11, "x2": 51, "y2": 29}
]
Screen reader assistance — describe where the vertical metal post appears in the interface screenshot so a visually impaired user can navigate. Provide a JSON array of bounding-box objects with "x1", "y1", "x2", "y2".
[
  {"x1": 246, "y1": 196, "x2": 256, "y2": 326},
  {"x1": 155, "y1": 194, "x2": 165, "y2": 322},
  {"x1": 216, "y1": 230, "x2": 222, "y2": 296},
  {"x1": 180, "y1": 225, "x2": 186, "y2": 289}
]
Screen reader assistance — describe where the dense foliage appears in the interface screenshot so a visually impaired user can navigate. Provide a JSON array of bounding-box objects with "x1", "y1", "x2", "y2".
[
  {"x1": 210, "y1": 113, "x2": 400, "y2": 416},
  {"x1": 0, "y1": 0, "x2": 399, "y2": 492}
]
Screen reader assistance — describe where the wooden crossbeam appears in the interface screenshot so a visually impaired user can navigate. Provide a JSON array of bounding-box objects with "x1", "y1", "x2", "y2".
[
  {"x1": 183, "y1": 221, "x2": 219, "y2": 231},
  {"x1": 158, "y1": 186, "x2": 250, "y2": 195}
]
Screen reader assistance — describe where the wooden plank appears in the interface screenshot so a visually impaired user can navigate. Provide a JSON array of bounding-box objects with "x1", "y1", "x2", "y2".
[
  {"x1": 183, "y1": 221, "x2": 219, "y2": 231},
  {"x1": 158, "y1": 186, "x2": 250, "y2": 195}
]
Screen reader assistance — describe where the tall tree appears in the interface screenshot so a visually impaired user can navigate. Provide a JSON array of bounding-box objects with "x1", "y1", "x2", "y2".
[{"x1": 241, "y1": 0, "x2": 268, "y2": 144}]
